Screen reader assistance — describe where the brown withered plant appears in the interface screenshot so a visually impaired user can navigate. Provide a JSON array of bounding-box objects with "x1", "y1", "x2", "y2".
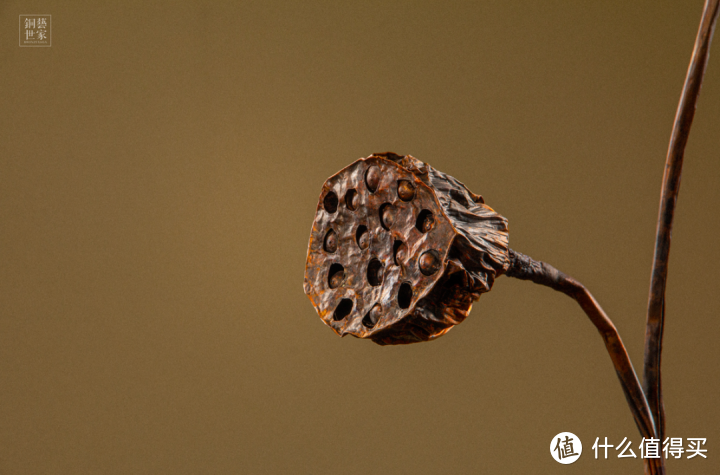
[{"x1": 303, "y1": 2, "x2": 719, "y2": 473}]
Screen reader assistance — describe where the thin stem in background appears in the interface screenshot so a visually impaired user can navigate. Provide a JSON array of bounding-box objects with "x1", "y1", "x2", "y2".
[
  {"x1": 504, "y1": 249, "x2": 664, "y2": 474},
  {"x1": 504, "y1": 251, "x2": 656, "y2": 434},
  {"x1": 643, "y1": 0, "x2": 720, "y2": 445}
]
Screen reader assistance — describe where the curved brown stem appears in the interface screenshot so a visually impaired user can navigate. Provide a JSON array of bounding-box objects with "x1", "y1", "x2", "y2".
[
  {"x1": 644, "y1": 0, "x2": 720, "y2": 447},
  {"x1": 505, "y1": 249, "x2": 662, "y2": 474}
]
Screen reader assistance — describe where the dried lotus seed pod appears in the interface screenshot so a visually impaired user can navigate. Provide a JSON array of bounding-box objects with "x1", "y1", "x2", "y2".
[{"x1": 303, "y1": 152, "x2": 510, "y2": 345}]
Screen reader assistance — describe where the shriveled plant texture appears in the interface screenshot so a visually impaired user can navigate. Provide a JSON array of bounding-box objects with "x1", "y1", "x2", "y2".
[{"x1": 303, "y1": 153, "x2": 509, "y2": 345}]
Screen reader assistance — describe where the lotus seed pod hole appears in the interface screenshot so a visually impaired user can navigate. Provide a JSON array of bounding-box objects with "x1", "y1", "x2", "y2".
[
  {"x1": 356, "y1": 225, "x2": 369, "y2": 250},
  {"x1": 365, "y1": 166, "x2": 380, "y2": 192},
  {"x1": 419, "y1": 250, "x2": 441, "y2": 276},
  {"x1": 367, "y1": 258, "x2": 384, "y2": 287},
  {"x1": 328, "y1": 263, "x2": 345, "y2": 289},
  {"x1": 323, "y1": 229, "x2": 337, "y2": 253},
  {"x1": 345, "y1": 189, "x2": 358, "y2": 210},
  {"x1": 416, "y1": 210, "x2": 434, "y2": 233},
  {"x1": 333, "y1": 298, "x2": 353, "y2": 321},
  {"x1": 363, "y1": 303, "x2": 382, "y2": 328},
  {"x1": 397, "y1": 180, "x2": 416, "y2": 201},
  {"x1": 380, "y1": 203, "x2": 396, "y2": 230},
  {"x1": 323, "y1": 191, "x2": 338, "y2": 213},
  {"x1": 397, "y1": 283, "x2": 412, "y2": 309}
]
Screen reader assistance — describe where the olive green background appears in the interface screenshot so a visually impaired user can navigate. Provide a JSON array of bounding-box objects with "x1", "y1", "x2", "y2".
[{"x1": 1, "y1": 1, "x2": 718, "y2": 473}]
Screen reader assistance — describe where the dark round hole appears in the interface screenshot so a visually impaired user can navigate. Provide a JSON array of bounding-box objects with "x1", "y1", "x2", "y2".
[
  {"x1": 328, "y1": 263, "x2": 345, "y2": 289},
  {"x1": 333, "y1": 298, "x2": 353, "y2": 321},
  {"x1": 418, "y1": 250, "x2": 441, "y2": 276},
  {"x1": 324, "y1": 229, "x2": 338, "y2": 253},
  {"x1": 323, "y1": 191, "x2": 338, "y2": 213},
  {"x1": 398, "y1": 283, "x2": 412, "y2": 309},
  {"x1": 365, "y1": 166, "x2": 380, "y2": 192},
  {"x1": 362, "y1": 303, "x2": 382, "y2": 328},
  {"x1": 379, "y1": 203, "x2": 395, "y2": 230},
  {"x1": 367, "y1": 258, "x2": 384, "y2": 287},
  {"x1": 449, "y1": 189, "x2": 469, "y2": 208},
  {"x1": 356, "y1": 225, "x2": 369, "y2": 250},
  {"x1": 393, "y1": 240, "x2": 407, "y2": 265},
  {"x1": 345, "y1": 189, "x2": 359, "y2": 210},
  {"x1": 397, "y1": 180, "x2": 416, "y2": 201},
  {"x1": 415, "y1": 209, "x2": 434, "y2": 233}
]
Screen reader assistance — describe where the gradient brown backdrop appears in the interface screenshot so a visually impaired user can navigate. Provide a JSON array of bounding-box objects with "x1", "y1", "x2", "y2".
[{"x1": 2, "y1": 1, "x2": 719, "y2": 474}]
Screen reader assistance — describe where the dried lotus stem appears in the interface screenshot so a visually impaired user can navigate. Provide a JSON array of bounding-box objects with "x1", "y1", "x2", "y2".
[{"x1": 644, "y1": 0, "x2": 720, "y2": 448}]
